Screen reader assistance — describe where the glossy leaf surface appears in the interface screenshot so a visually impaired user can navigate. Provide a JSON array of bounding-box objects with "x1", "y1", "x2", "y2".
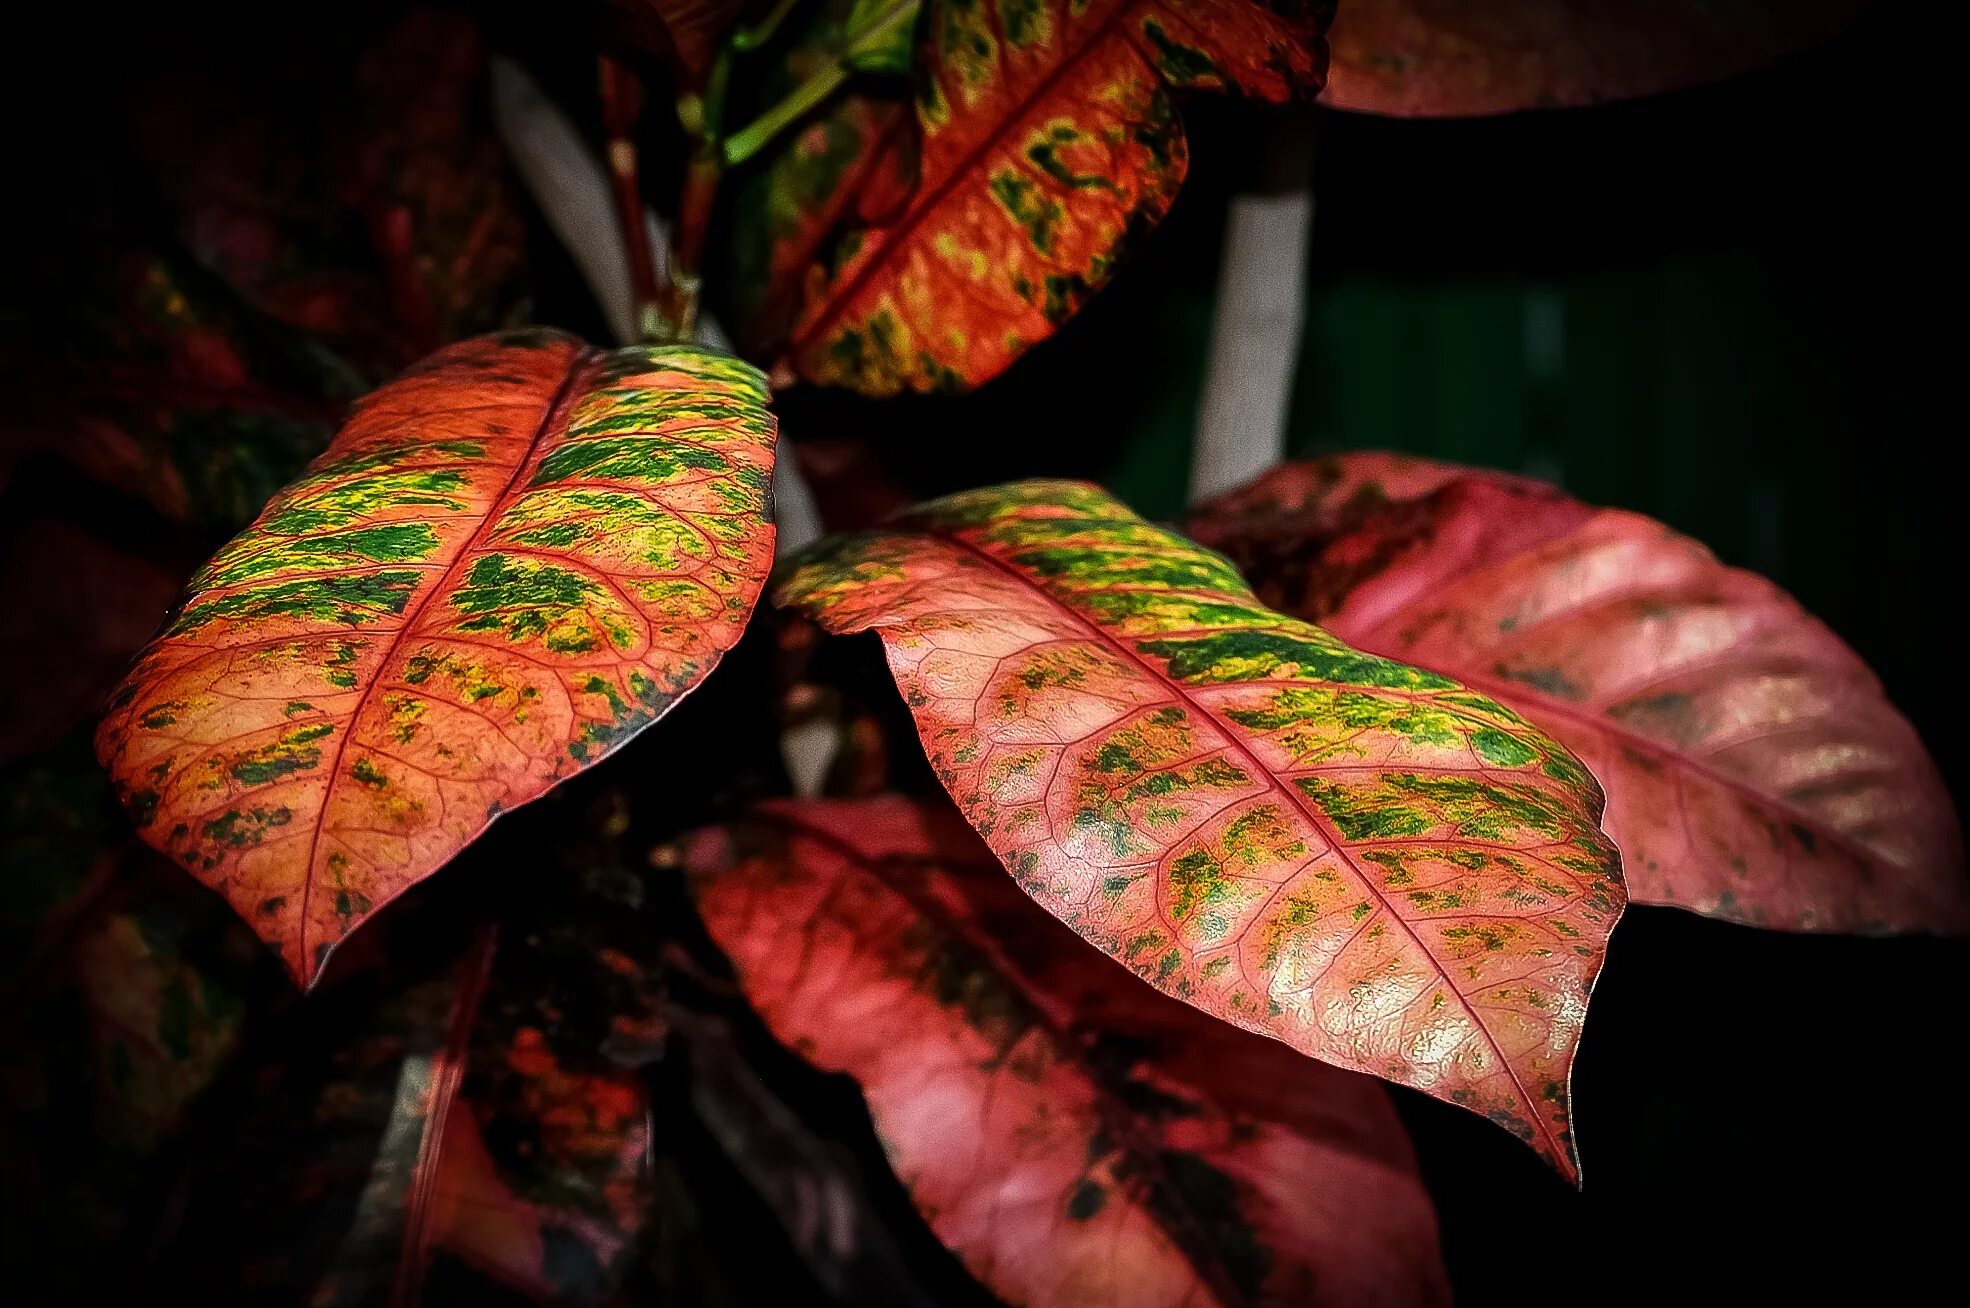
[
  {"x1": 97, "y1": 330, "x2": 777, "y2": 984},
  {"x1": 786, "y1": 0, "x2": 1333, "y2": 394},
  {"x1": 1321, "y1": 0, "x2": 1866, "y2": 117},
  {"x1": 1193, "y1": 456, "x2": 1968, "y2": 934},
  {"x1": 686, "y1": 797, "x2": 1448, "y2": 1306},
  {"x1": 778, "y1": 482, "x2": 1620, "y2": 1175}
]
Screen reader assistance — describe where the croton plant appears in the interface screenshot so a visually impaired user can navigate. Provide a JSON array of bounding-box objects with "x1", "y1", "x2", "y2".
[{"x1": 0, "y1": 0, "x2": 1955, "y2": 1303}]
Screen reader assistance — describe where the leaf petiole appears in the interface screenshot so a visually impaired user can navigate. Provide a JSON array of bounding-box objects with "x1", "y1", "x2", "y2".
[
  {"x1": 721, "y1": 63, "x2": 849, "y2": 166},
  {"x1": 731, "y1": 0, "x2": 807, "y2": 52},
  {"x1": 721, "y1": 0, "x2": 918, "y2": 167}
]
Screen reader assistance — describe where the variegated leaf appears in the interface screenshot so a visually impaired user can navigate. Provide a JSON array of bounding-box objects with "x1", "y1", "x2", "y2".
[
  {"x1": 1192, "y1": 455, "x2": 1969, "y2": 934},
  {"x1": 97, "y1": 330, "x2": 777, "y2": 985},
  {"x1": 685, "y1": 796, "x2": 1449, "y2": 1306},
  {"x1": 777, "y1": 481, "x2": 1621, "y2": 1177},
  {"x1": 725, "y1": 66, "x2": 916, "y2": 357},
  {"x1": 787, "y1": 0, "x2": 1334, "y2": 394}
]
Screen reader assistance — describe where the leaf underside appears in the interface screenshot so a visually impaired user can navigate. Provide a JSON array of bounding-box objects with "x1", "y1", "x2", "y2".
[
  {"x1": 777, "y1": 481, "x2": 1622, "y2": 1177},
  {"x1": 686, "y1": 796, "x2": 1449, "y2": 1307},
  {"x1": 1320, "y1": 0, "x2": 1867, "y2": 117},
  {"x1": 1193, "y1": 455, "x2": 1970, "y2": 935},
  {"x1": 97, "y1": 329, "x2": 777, "y2": 985},
  {"x1": 787, "y1": 0, "x2": 1332, "y2": 394}
]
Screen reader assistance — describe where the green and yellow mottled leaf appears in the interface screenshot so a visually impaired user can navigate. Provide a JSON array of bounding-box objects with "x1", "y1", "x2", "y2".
[
  {"x1": 777, "y1": 481, "x2": 1621, "y2": 1177},
  {"x1": 96, "y1": 330, "x2": 777, "y2": 986},
  {"x1": 785, "y1": 0, "x2": 1334, "y2": 394}
]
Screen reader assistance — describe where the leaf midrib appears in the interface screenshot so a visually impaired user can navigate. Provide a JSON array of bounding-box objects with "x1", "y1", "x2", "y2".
[
  {"x1": 758, "y1": 806, "x2": 1265, "y2": 1308},
  {"x1": 923, "y1": 525, "x2": 1577, "y2": 1173},
  {"x1": 790, "y1": 0, "x2": 1155, "y2": 353},
  {"x1": 294, "y1": 347, "x2": 598, "y2": 978}
]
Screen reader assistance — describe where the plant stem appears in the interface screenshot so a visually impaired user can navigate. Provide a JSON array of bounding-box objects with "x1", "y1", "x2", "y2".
[
  {"x1": 731, "y1": 0, "x2": 805, "y2": 51},
  {"x1": 720, "y1": 0, "x2": 918, "y2": 167},
  {"x1": 721, "y1": 63, "x2": 848, "y2": 166},
  {"x1": 666, "y1": 45, "x2": 734, "y2": 341},
  {"x1": 598, "y1": 54, "x2": 668, "y2": 341}
]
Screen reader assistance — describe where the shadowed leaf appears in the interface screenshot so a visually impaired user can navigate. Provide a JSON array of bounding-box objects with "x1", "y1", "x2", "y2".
[
  {"x1": 129, "y1": 7, "x2": 529, "y2": 372},
  {"x1": 776, "y1": 482, "x2": 1620, "y2": 1177},
  {"x1": 96, "y1": 330, "x2": 777, "y2": 985},
  {"x1": 726, "y1": 84, "x2": 916, "y2": 357},
  {"x1": 1, "y1": 243, "x2": 359, "y2": 528},
  {"x1": 145, "y1": 923, "x2": 492, "y2": 1305},
  {"x1": 0, "y1": 520, "x2": 182, "y2": 765},
  {"x1": 615, "y1": 0, "x2": 756, "y2": 80},
  {"x1": 686, "y1": 796, "x2": 1449, "y2": 1306},
  {"x1": 430, "y1": 872, "x2": 665, "y2": 1302},
  {"x1": 1, "y1": 739, "x2": 271, "y2": 1294},
  {"x1": 1193, "y1": 455, "x2": 1968, "y2": 934}
]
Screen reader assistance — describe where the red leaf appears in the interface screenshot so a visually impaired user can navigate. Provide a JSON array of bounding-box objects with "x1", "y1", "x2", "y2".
[
  {"x1": 148, "y1": 880, "x2": 655, "y2": 1305},
  {"x1": 1193, "y1": 456, "x2": 1969, "y2": 933},
  {"x1": 431, "y1": 903, "x2": 663, "y2": 1302},
  {"x1": 428, "y1": 1108, "x2": 553, "y2": 1295},
  {"x1": 686, "y1": 796, "x2": 1449, "y2": 1307},
  {"x1": 96, "y1": 331, "x2": 778, "y2": 985},
  {"x1": 1320, "y1": 0, "x2": 1868, "y2": 117}
]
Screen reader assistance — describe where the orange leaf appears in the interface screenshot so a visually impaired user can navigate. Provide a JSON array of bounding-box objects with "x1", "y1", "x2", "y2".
[
  {"x1": 97, "y1": 330, "x2": 777, "y2": 985},
  {"x1": 776, "y1": 481, "x2": 1621, "y2": 1178},
  {"x1": 788, "y1": 0, "x2": 1333, "y2": 394},
  {"x1": 686, "y1": 796, "x2": 1449, "y2": 1306},
  {"x1": 1193, "y1": 455, "x2": 1969, "y2": 934}
]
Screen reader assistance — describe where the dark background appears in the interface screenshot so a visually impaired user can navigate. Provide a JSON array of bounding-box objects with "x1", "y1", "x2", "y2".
[{"x1": 5, "y1": 1, "x2": 1966, "y2": 1303}]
